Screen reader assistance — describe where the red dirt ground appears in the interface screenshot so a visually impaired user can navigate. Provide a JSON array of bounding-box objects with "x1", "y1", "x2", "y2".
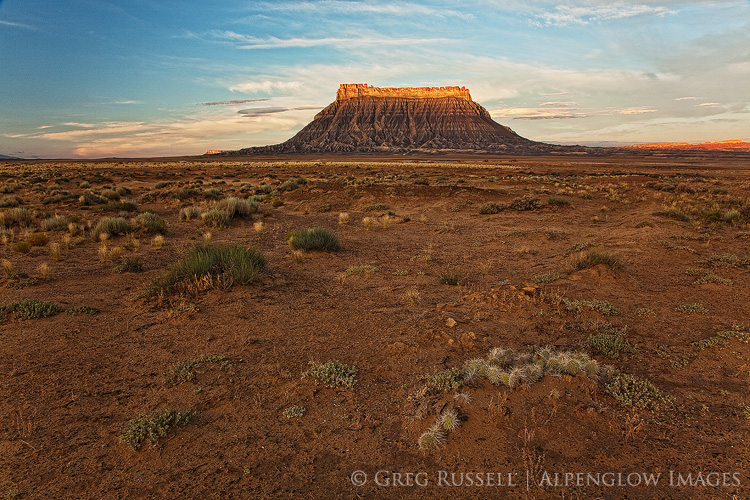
[{"x1": 1, "y1": 154, "x2": 749, "y2": 499}]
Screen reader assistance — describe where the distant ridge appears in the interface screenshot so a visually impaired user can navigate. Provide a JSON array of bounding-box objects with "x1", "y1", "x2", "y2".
[
  {"x1": 0, "y1": 154, "x2": 20, "y2": 160},
  {"x1": 230, "y1": 84, "x2": 582, "y2": 155},
  {"x1": 622, "y1": 140, "x2": 750, "y2": 152}
]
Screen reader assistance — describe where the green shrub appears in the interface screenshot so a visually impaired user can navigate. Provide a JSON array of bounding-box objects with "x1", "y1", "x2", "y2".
[
  {"x1": 179, "y1": 206, "x2": 202, "y2": 221},
  {"x1": 113, "y1": 256, "x2": 144, "y2": 274},
  {"x1": 0, "y1": 195, "x2": 21, "y2": 207},
  {"x1": 278, "y1": 177, "x2": 307, "y2": 192},
  {"x1": 1, "y1": 299, "x2": 63, "y2": 320},
  {"x1": 438, "y1": 271, "x2": 462, "y2": 286},
  {"x1": 92, "y1": 216, "x2": 131, "y2": 239},
  {"x1": 98, "y1": 200, "x2": 138, "y2": 213},
  {"x1": 692, "y1": 330, "x2": 750, "y2": 350},
  {"x1": 564, "y1": 241, "x2": 598, "y2": 256},
  {"x1": 164, "y1": 354, "x2": 231, "y2": 386},
  {"x1": 304, "y1": 360, "x2": 357, "y2": 388},
  {"x1": 143, "y1": 243, "x2": 266, "y2": 298},
  {"x1": 201, "y1": 208, "x2": 231, "y2": 228},
  {"x1": 283, "y1": 405, "x2": 306, "y2": 418},
  {"x1": 119, "y1": 408, "x2": 193, "y2": 451},
  {"x1": 547, "y1": 196, "x2": 570, "y2": 207},
  {"x1": 510, "y1": 196, "x2": 543, "y2": 211},
  {"x1": 532, "y1": 272, "x2": 561, "y2": 284},
  {"x1": 589, "y1": 330, "x2": 635, "y2": 358},
  {"x1": 12, "y1": 241, "x2": 31, "y2": 253},
  {"x1": 25, "y1": 232, "x2": 48, "y2": 246},
  {"x1": 214, "y1": 197, "x2": 258, "y2": 219},
  {"x1": 675, "y1": 303, "x2": 707, "y2": 314},
  {"x1": 66, "y1": 305, "x2": 100, "y2": 315},
  {"x1": 287, "y1": 227, "x2": 340, "y2": 252},
  {"x1": 132, "y1": 212, "x2": 167, "y2": 234},
  {"x1": 653, "y1": 209, "x2": 689, "y2": 222},
  {"x1": 478, "y1": 202, "x2": 504, "y2": 215},
  {"x1": 604, "y1": 372, "x2": 671, "y2": 411},
  {"x1": 1, "y1": 207, "x2": 33, "y2": 227},
  {"x1": 40, "y1": 215, "x2": 70, "y2": 231},
  {"x1": 573, "y1": 250, "x2": 624, "y2": 270}
]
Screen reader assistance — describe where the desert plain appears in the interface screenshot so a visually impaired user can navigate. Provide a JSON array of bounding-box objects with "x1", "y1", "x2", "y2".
[{"x1": 0, "y1": 153, "x2": 749, "y2": 499}]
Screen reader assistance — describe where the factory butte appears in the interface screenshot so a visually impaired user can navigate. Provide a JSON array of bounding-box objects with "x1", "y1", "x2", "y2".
[{"x1": 229, "y1": 83, "x2": 572, "y2": 155}]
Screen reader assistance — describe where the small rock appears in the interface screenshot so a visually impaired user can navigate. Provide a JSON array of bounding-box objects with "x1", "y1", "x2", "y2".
[{"x1": 445, "y1": 317, "x2": 457, "y2": 328}]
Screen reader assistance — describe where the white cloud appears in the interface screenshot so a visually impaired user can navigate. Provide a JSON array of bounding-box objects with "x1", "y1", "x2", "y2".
[
  {"x1": 206, "y1": 30, "x2": 450, "y2": 50},
  {"x1": 530, "y1": 4, "x2": 674, "y2": 27},
  {"x1": 248, "y1": 1, "x2": 473, "y2": 19},
  {"x1": 229, "y1": 80, "x2": 303, "y2": 94},
  {"x1": 619, "y1": 106, "x2": 657, "y2": 114},
  {"x1": 697, "y1": 102, "x2": 721, "y2": 107}
]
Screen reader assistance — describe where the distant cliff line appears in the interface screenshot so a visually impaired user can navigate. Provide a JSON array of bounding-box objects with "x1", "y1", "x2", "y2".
[{"x1": 336, "y1": 83, "x2": 471, "y2": 102}]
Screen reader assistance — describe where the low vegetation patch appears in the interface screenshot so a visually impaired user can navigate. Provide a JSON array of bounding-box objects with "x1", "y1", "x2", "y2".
[
  {"x1": 479, "y1": 202, "x2": 504, "y2": 215},
  {"x1": 113, "y1": 256, "x2": 144, "y2": 274},
  {"x1": 532, "y1": 272, "x2": 561, "y2": 284},
  {"x1": 164, "y1": 354, "x2": 231, "y2": 386},
  {"x1": 509, "y1": 196, "x2": 544, "y2": 211},
  {"x1": 287, "y1": 227, "x2": 340, "y2": 252},
  {"x1": 304, "y1": 360, "x2": 357, "y2": 388},
  {"x1": 66, "y1": 305, "x2": 100, "y2": 315},
  {"x1": 92, "y1": 216, "x2": 131, "y2": 239},
  {"x1": 588, "y1": 329, "x2": 635, "y2": 358},
  {"x1": 363, "y1": 203, "x2": 389, "y2": 212},
  {"x1": 692, "y1": 330, "x2": 750, "y2": 350},
  {"x1": 573, "y1": 250, "x2": 624, "y2": 271},
  {"x1": 1, "y1": 299, "x2": 63, "y2": 321},
  {"x1": 143, "y1": 243, "x2": 266, "y2": 298},
  {"x1": 283, "y1": 405, "x2": 307, "y2": 419},
  {"x1": 344, "y1": 264, "x2": 378, "y2": 277},
  {"x1": 438, "y1": 270, "x2": 463, "y2": 286},
  {"x1": 119, "y1": 408, "x2": 193, "y2": 451},
  {"x1": 604, "y1": 372, "x2": 672, "y2": 411},
  {"x1": 675, "y1": 303, "x2": 707, "y2": 315},
  {"x1": 132, "y1": 212, "x2": 167, "y2": 234},
  {"x1": 564, "y1": 241, "x2": 598, "y2": 256}
]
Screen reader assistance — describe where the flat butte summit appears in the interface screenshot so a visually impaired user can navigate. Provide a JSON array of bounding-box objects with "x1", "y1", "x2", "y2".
[{"x1": 233, "y1": 84, "x2": 578, "y2": 155}]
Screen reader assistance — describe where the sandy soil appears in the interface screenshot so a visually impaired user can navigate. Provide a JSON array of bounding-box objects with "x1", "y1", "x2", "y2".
[{"x1": 0, "y1": 154, "x2": 749, "y2": 499}]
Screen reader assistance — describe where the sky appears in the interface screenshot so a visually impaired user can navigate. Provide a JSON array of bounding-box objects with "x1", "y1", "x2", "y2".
[{"x1": 1, "y1": 0, "x2": 749, "y2": 158}]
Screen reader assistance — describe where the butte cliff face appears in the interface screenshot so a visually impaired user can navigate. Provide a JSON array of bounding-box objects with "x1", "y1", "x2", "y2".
[{"x1": 236, "y1": 84, "x2": 555, "y2": 154}]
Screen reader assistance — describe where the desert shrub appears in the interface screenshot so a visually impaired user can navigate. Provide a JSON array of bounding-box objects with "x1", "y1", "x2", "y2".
[
  {"x1": 99, "y1": 200, "x2": 138, "y2": 213},
  {"x1": 278, "y1": 177, "x2": 307, "y2": 192},
  {"x1": 287, "y1": 227, "x2": 340, "y2": 252},
  {"x1": 604, "y1": 372, "x2": 671, "y2": 411},
  {"x1": 40, "y1": 215, "x2": 70, "y2": 231},
  {"x1": 345, "y1": 264, "x2": 378, "y2": 276},
  {"x1": 559, "y1": 297, "x2": 621, "y2": 316},
  {"x1": 573, "y1": 250, "x2": 623, "y2": 270},
  {"x1": 479, "y1": 202, "x2": 504, "y2": 215},
  {"x1": 438, "y1": 270, "x2": 462, "y2": 286},
  {"x1": 363, "y1": 203, "x2": 389, "y2": 212},
  {"x1": 304, "y1": 360, "x2": 357, "y2": 388},
  {"x1": 179, "y1": 206, "x2": 202, "y2": 221},
  {"x1": 113, "y1": 256, "x2": 144, "y2": 274},
  {"x1": 532, "y1": 272, "x2": 561, "y2": 284},
  {"x1": 66, "y1": 305, "x2": 100, "y2": 315},
  {"x1": 214, "y1": 197, "x2": 258, "y2": 219},
  {"x1": 693, "y1": 330, "x2": 750, "y2": 350},
  {"x1": 164, "y1": 354, "x2": 231, "y2": 386},
  {"x1": 1, "y1": 299, "x2": 63, "y2": 321},
  {"x1": 675, "y1": 303, "x2": 707, "y2": 314},
  {"x1": 154, "y1": 181, "x2": 171, "y2": 189},
  {"x1": 427, "y1": 368, "x2": 464, "y2": 393},
  {"x1": 92, "y1": 217, "x2": 131, "y2": 239},
  {"x1": 698, "y1": 253, "x2": 750, "y2": 268},
  {"x1": 589, "y1": 329, "x2": 635, "y2": 358},
  {"x1": 201, "y1": 208, "x2": 231, "y2": 228},
  {"x1": 547, "y1": 196, "x2": 570, "y2": 207},
  {"x1": 1, "y1": 207, "x2": 33, "y2": 227},
  {"x1": 143, "y1": 243, "x2": 266, "y2": 298},
  {"x1": 283, "y1": 405, "x2": 306, "y2": 419},
  {"x1": 13, "y1": 241, "x2": 31, "y2": 253},
  {"x1": 100, "y1": 189, "x2": 120, "y2": 200},
  {"x1": 132, "y1": 212, "x2": 167, "y2": 234},
  {"x1": 510, "y1": 196, "x2": 543, "y2": 211},
  {"x1": 25, "y1": 232, "x2": 48, "y2": 246},
  {"x1": 119, "y1": 408, "x2": 193, "y2": 451},
  {"x1": 564, "y1": 241, "x2": 598, "y2": 256},
  {"x1": 0, "y1": 195, "x2": 22, "y2": 208}
]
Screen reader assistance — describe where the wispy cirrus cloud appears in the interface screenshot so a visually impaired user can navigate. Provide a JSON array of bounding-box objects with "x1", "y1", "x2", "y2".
[
  {"x1": 201, "y1": 30, "x2": 450, "y2": 50},
  {"x1": 237, "y1": 106, "x2": 320, "y2": 117},
  {"x1": 202, "y1": 98, "x2": 269, "y2": 106},
  {"x1": 228, "y1": 80, "x2": 303, "y2": 94},
  {"x1": 247, "y1": 1, "x2": 474, "y2": 19},
  {"x1": 530, "y1": 4, "x2": 674, "y2": 27},
  {"x1": 0, "y1": 19, "x2": 38, "y2": 30}
]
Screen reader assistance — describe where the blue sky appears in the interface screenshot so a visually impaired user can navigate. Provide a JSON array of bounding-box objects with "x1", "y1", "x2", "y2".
[{"x1": 1, "y1": 0, "x2": 748, "y2": 158}]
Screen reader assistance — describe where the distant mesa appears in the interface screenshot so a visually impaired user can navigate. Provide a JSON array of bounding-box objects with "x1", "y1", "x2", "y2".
[{"x1": 228, "y1": 83, "x2": 573, "y2": 155}]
